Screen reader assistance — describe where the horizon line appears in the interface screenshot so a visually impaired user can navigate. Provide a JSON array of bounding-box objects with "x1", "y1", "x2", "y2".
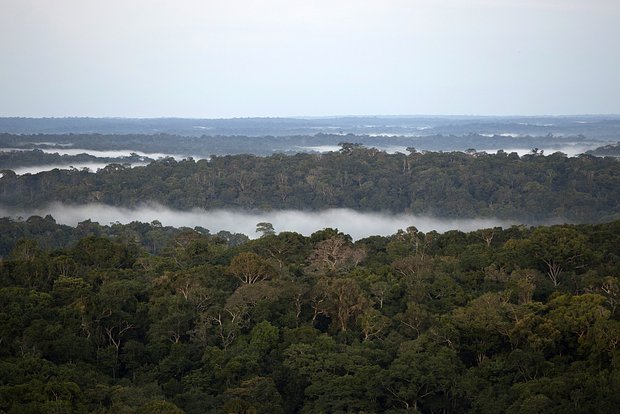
[{"x1": 1, "y1": 114, "x2": 620, "y2": 121}]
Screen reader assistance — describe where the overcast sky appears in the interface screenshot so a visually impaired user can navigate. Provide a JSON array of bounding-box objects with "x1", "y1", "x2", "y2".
[{"x1": 1, "y1": 0, "x2": 619, "y2": 117}]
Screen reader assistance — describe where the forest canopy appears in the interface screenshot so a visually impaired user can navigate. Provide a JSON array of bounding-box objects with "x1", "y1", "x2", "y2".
[
  {"x1": 1, "y1": 148, "x2": 619, "y2": 222},
  {"x1": 0, "y1": 219, "x2": 619, "y2": 412},
  {"x1": 2, "y1": 133, "x2": 620, "y2": 413}
]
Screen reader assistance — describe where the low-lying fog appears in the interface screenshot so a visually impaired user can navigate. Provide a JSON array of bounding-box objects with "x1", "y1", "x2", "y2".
[
  {"x1": 0, "y1": 146, "x2": 187, "y2": 160},
  {"x1": 0, "y1": 146, "x2": 191, "y2": 175},
  {"x1": 299, "y1": 143, "x2": 604, "y2": 157},
  {"x1": 35, "y1": 148, "x2": 191, "y2": 160},
  {"x1": 0, "y1": 147, "x2": 188, "y2": 159},
  {"x1": 0, "y1": 203, "x2": 516, "y2": 240},
  {"x1": 10, "y1": 162, "x2": 150, "y2": 175}
]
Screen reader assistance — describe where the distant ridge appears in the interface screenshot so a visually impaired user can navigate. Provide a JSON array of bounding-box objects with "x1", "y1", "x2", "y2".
[{"x1": 0, "y1": 115, "x2": 619, "y2": 138}]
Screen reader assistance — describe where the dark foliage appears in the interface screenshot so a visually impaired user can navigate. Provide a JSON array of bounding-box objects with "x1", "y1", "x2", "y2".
[
  {"x1": 0, "y1": 219, "x2": 619, "y2": 412},
  {"x1": 2, "y1": 149, "x2": 619, "y2": 222}
]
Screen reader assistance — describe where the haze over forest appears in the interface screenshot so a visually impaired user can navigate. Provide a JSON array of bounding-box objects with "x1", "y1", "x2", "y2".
[
  {"x1": 1, "y1": 0, "x2": 620, "y2": 413},
  {"x1": 2, "y1": 116, "x2": 618, "y2": 413}
]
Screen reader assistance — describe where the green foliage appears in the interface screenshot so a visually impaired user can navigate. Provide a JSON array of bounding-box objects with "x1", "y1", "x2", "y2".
[
  {"x1": 2, "y1": 150, "x2": 620, "y2": 222},
  {"x1": 0, "y1": 220, "x2": 618, "y2": 412}
]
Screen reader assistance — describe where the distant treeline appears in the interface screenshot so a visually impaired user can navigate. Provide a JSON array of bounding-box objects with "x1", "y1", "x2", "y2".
[
  {"x1": 1, "y1": 149, "x2": 619, "y2": 222},
  {"x1": 0, "y1": 218, "x2": 619, "y2": 412},
  {"x1": 1, "y1": 115, "x2": 619, "y2": 138},
  {"x1": 0, "y1": 131, "x2": 604, "y2": 156},
  {"x1": 586, "y1": 142, "x2": 620, "y2": 157},
  {"x1": 0, "y1": 149, "x2": 152, "y2": 168}
]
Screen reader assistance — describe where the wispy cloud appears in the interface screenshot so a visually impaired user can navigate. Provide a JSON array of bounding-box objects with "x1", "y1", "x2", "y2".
[{"x1": 0, "y1": 203, "x2": 515, "y2": 240}]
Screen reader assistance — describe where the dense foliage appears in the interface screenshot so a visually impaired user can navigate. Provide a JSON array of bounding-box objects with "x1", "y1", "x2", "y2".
[
  {"x1": 0, "y1": 149, "x2": 152, "y2": 169},
  {"x1": 1, "y1": 219, "x2": 619, "y2": 413},
  {"x1": 586, "y1": 142, "x2": 620, "y2": 157},
  {"x1": 0, "y1": 215, "x2": 249, "y2": 258},
  {"x1": 0, "y1": 130, "x2": 611, "y2": 157},
  {"x1": 2, "y1": 149, "x2": 619, "y2": 222}
]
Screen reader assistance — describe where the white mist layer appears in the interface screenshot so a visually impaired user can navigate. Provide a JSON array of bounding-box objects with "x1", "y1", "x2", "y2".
[
  {"x1": 481, "y1": 143, "x2": 604, "y2": 157},
  {"x1": 295, "y1": 144, "x2": 604, "y2": 157},
  {"x1": 297, "y1": 145, "x2": 413, "y2": 154},
  {"x1": 29, "y1": 142, "x2": 74, "y2": 147},
  {"x1": 296, "y1": 145, "x2": 343, "y2": 153},
  {"x1": 1, "y1": 147, "x2": 198, "y2": 160},
  {"x1": 0, "y1": 203, "x2": 514, "y2": 240},
  {"x1": 9, "y1": 162, "x2": 151, "y2": 175},
  {"x1": 37, "y1": 148, "x2": 189, "y2": 160}
]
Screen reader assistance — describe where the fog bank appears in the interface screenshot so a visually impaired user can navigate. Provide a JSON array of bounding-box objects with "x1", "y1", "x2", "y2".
[
  {"x1": 1, "y1": 147, "x2": 200, "y2": 161},
  {"x1": 298, "y1": 143, "x2": 605, "y2": 157},
  {"x1": 0, "y1": 203, "x2": 516, "y2": 240},
  {"x1": 10, "y1": 162, "x2": 150, "y2": 175},
  {"x1": 36, "y1": 148, "x2": 190, "y2": 160}
]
